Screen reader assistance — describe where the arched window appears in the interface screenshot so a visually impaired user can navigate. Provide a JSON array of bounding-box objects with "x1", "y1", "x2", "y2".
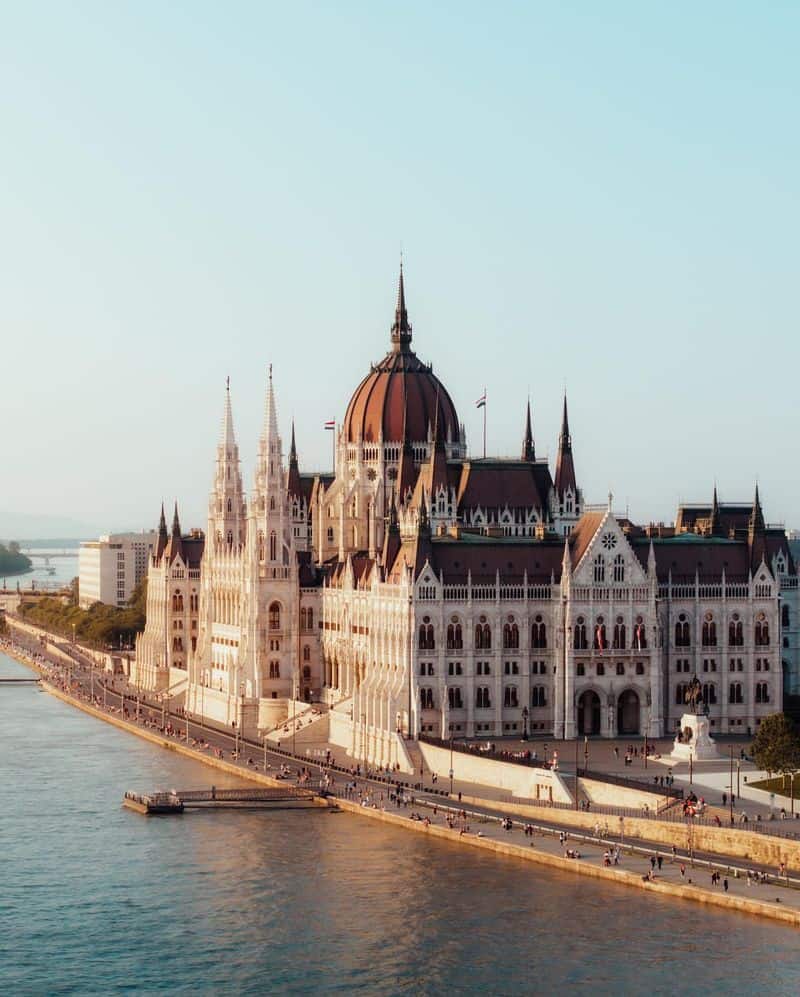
[
  {"x1": 447, "y1": 623, "x2": 463, "y2": 650},
  {"x1": 574, "y1": 618, "x2": 587, "y2": 650},
  {"x1": 418, "y1": 621, "x2": 435, "y2": 650},
  {"x1": 729, "y1": 682, "x2": 743, "y2": 704},
  {"x1": 300, "y1": 608, "x2": 308, "y2": 631},
  {"x1": 269, "y1": 661, "x2": 280, "y2": 679},
  {"x1": 755, "y1": 682, "x2": 769, "y2": 704},
  {"x1": 172, "y1": 591, "x2": 184, "y2": 613},
  {"x1": 613, "y1": 554, "x2": 625, "y2": 583},
  {"x1": 420, "y1": 687, "x2": 434, "y2": 710},
  {"x1": 269, "y1": 531, "x2": 277, "y2": 561},
  {"x1": 593, "y1": 555, "x2": 605, "y2": 583},
  {"x1": 269, "y1": 602, "x2": 281, "y2": 631},
  {"x1": 302, "y1": 665, "x2": 311, "y2": 681},
  {"x1": 226, "y1": 530, "x2": 233, "y2": 545},
  {"x1": 227, "y1": 498, "x2": 232, "y2": 513},
  {"x1": 476, "y1": 686, "x2": 491, "y2": 709},
  {"x1": 531, "y1": 616, "x2": 547, "y2": 648},
  {"x1": 675, "y1": 682, "x2": 687, "y2": 705},
  {"x1": 675, "y1": 616, "x2": 690, "y2": 647},
  {"x1": 448, "y1": 687, "x2": 464, "y2": 709},
  {"x1": 303, "y1": 645, "x2": 310, "y2": 662},
  {"x1": 616, "y1": 662, "x2": 624, "y2": 676},
  {"x1": 475, "y1": 622, "x2": 491, "y2": 650},
  {"x1": 596, "y1": 662, "x2": 605, "y2": 676},
  {"x1": 755, "y1": 615, "x2": 770, "y2": 646},
  {"x1": 258, "y1": 531, "x2": 265, "y2": 562},
  {"x1": 635, "y1": 662, "x2": 645, "y2": 675},
  {"x1": 503, "y1": 685, "x2": 519, "y2": 708},
  {"x1": 782, "y1": 604, "x2": 790, "y2": 629},
  {"x1": 613, "y1": 618, "x2": 626, "y2": 650},
  {"x1": 702, "y1": 683, "x2": 717, "y2": 705},
  {"x1": 593, "y1": 619, "x2": 607, "y2": 651},
  {"x1": 729, "y1": 617, "x2": 743, "y2": 646},
  {"x1": 531, "y1": 686, "x2": 547, "y2": 708},
  {"x1": 633, "y1": 619, "x2": 647, "y2": 650},
  {"x1": 702, "y1": 616, "x2": 717, "y2": 647},
  {"x1": 503, "y1": 623, "x2": 519, "y2": 649}
]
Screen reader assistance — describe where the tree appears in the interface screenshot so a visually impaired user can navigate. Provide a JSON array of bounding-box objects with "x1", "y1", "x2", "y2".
[{"x1": 751, "y1": 713, "x2": 800, "y2": 776}]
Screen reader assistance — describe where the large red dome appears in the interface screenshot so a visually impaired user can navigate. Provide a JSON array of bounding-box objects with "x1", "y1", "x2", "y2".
[{"x1": 343, "y1": 271, "x2": 460, "y2": 445}]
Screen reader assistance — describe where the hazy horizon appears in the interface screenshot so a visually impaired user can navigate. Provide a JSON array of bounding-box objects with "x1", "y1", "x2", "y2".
[{"x1": 2, "y1": 4, "x2": 798, "y2": 534}]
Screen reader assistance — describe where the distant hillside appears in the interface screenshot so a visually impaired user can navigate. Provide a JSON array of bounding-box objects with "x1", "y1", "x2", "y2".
[{"x1": 0, "y1": 543, "x2": 32, "y2": 576}]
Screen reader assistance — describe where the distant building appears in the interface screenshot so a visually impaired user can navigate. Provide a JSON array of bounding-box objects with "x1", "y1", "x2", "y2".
[{"x1": 79, "y1": 532, "x2": 156, "y2": 608}]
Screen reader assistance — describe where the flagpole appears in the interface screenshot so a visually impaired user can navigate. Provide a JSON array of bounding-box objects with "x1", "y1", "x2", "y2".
[{"x1": 483, "y1": 387, "x2": 486, "y2": 459}]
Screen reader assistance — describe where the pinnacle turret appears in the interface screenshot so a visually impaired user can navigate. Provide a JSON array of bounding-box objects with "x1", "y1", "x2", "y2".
[
  {"x1": 554, "y1": 393, "x2": 577, "y2": 496},
  {"x1": 390, "y1": 262, "x2": 412, "y2": 352},
  {"x1": 522, "y1": 398, "x2": 535, "y2": 461}
]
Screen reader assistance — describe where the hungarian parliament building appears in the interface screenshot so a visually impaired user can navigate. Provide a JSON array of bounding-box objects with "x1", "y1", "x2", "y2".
[{"x1": 135, "y1": 270, "x2": 799, "y2": 770}]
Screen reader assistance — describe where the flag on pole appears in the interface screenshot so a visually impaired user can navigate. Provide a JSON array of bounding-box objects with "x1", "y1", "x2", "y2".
[
  {"x1": 324, "y1": 420, "x2": 336, "y2": 430},
  {"x1": 475, "y1": 392, "x2": 486, "y2": 409}
]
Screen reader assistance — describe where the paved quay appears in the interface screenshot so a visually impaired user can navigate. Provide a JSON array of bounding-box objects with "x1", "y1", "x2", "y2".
[{"x1": 5, "y1": 628, "x2": 800, "y2": 926}]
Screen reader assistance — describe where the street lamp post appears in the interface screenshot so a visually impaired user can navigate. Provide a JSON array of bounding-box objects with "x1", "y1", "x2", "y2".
[
  {"x1": 729, "y1": 744, "x2": 735, "y2": 825},
  {"x1": 264, "y1": 735, "x2": 268, "y2": 774},
  {"x1": 521, "y1": 706, "x2": 529, "y2": 741},
  {"x1": 449, "y1": 729, "x2": 454, "y2": 795}
]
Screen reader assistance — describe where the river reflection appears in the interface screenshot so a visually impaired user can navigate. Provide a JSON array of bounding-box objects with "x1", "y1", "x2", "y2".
[{"x1": 1, "y1": 651, "x2": 798, "y2": 995}]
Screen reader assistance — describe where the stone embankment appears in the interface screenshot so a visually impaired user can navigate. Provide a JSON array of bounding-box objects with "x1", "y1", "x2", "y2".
[{"x1": 5, "y1": 636, "x2": 800, "y2": 928}]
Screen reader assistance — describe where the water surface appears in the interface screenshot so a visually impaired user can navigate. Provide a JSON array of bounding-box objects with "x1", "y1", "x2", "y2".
[{"x1": 1, "y1": 651, "x2": 798, "y2": 995}]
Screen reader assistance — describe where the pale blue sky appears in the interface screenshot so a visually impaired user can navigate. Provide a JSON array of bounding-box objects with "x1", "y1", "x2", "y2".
[{"x1": 1, "y1": 2, "x2": 798, "y2": 536}]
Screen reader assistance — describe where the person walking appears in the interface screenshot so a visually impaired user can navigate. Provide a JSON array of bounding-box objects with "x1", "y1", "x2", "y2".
[
  {"x1": 680, "y1": 863, "x2": 686, "y2": 879},
  {"x1": 657, "y1": 854, "x2": 663, "y2": 871},
  {"x1": 723, "y1": 878, "x2": 729, "y2": 893}
]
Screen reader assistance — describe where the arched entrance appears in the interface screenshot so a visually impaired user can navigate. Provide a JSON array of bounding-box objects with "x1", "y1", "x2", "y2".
[
  {"x1": 617, "y1": 689, "x2": 640, "y2": 735},
  {"x1": 577, "y1": 690, "x2": 601, "y2": 736}
]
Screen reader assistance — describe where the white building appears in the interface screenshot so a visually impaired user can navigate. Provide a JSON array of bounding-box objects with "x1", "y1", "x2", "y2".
[
  {"x1": 136, "y1": 269, "x2": 797, "y2": 770},
  {"x1": 79, "y1": 531, "x2": 156, "y2": 608}
]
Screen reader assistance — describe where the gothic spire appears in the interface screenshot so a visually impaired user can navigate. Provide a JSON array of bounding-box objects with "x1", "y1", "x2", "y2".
[
  {"x1": 709, "y1": 484, "x2": 720, "y2": 535},
  {"x1": 554, "y1": 393, "x2": 577, "y2": 496},
  {"x1": 287, "y1": 419, "x2": 302, "y2": 500},
  {"x1": 155, "y1": 502, "x2": 168, "y2": 559},
  {"x1": 390, "y1": 262, "x2": 412, "y2": 352},
  {"x1": 221, "y1": 375, "x2": 236, "y2": 449},
  {"x1": 522, "y1": 398, "x2": 535, "y2": 461},
  {"x1": 171, "y1": 501, "x2": 181, "y2": 538},
  {"x1": 261, "y1": 363, "x2": 279, "y2": 445},
  {"x1": 750, "y1": 483, "x2": 765, "y2": 535},
  {"x1": 289, "y1": 420, "x2": 298, "y2": 465}
]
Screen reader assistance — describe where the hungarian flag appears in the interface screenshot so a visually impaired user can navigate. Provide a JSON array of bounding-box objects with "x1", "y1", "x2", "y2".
[
  {"x1": 324, "y1": 420, "x2": 335, "y2": 431},
  {"x1": 475, "y1": 392, "x2": 486, "y2": 409}
]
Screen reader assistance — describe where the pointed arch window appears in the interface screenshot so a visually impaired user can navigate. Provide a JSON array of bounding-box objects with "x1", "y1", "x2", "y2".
[
  {"x1": 593, "y1": 618, "x2": 607, "y2": 651},
  {"x1": 755, "y1": 615, "x2": 770, "y2": 646},
  {"x1": 593, "y1": 555, "x2": 605, "y2": 583},
  {"x1": 418, "y1": 621, "x2": 435, "y2": 650},
  {"x1": 475, "y1": 621, "x2": 492, "y2": 650},
  {"x1": 258, "y1": 531, "x2": 265, "y2": 562},
  {"x1": 227, "y1": 498, "x2": 232, "y2": 513},
  {"x1": 420, "y1": 687, "x2": 435, "y2": 710},
  {"x1": 503, "y1": 622, "x2": 519, "y2": 649},
  {"x1": 226, "y1": 530, "x2": 233, "y2": 546},
  {"x1": 729, "y1": 682, "x2": 743, "y2": 704},
  {"x1": 612, "y1": 554, "x2": 625, "y2": 583},
  {"x1": 531, "y1": 616, "x2": 547, "y2": 648},
  {"x1": 612, "y1": 617, "x2": 626, "y2": 650},
  {"x1": 269, "y1": 602, "x2": 281, "y2": 631},
  {"x1": 634, "y1": 617, "x2": 647, "y2": 650},
  {"x1": 729, "y1": 616, "x2": 743, "y2": 646},
  {"x1": 531, "y1": 686, "x2": 547, "y2": 708},
  {"x1": 756, "y1": 682, "x2": 770, "y2": 704},
  {"x1": 269, "y1": 531, "x2": 277, "y2": 561},
  {"x1": 702, "y1": 682, "x2": 717, "y2": 705},
  {"x1": 573, "y1": 618, "x2": 588, "y2": 651},
  {"x1": 702, "y1": 615, "x2": 717, "y2": 647},
  {"x1": 447, "y1": 622, "x2": 463, "y2": 650}
]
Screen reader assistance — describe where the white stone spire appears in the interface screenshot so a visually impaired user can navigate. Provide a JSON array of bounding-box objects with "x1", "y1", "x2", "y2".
[
  {"x1": 254, "y1": 363, "x2": 285, "y2": 502},
  {"x1": 221, "y1": 375, "x2": 236, "y2": 449},
  {"x1": 261, "y1": 363, "x2": 280, "y2": 455}
]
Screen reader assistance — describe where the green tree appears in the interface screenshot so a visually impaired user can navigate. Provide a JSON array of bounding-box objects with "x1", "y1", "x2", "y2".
[{"x1": 751, "y1": 713, "x2": 800, "y2": 776}]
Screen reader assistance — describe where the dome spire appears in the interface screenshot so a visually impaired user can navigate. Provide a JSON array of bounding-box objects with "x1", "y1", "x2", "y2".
[{"x1": 390, "y1": 262, "x2": 412, "y2": 352}]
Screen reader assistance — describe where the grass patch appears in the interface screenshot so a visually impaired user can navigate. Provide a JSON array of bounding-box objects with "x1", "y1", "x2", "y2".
[{"x1": 749, "y1": 774, "x2": 800, "y2": 795}]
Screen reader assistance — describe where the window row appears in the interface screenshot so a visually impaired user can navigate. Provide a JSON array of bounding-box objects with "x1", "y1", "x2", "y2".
[
  {"x1": 573, "y1": 617, "x2": 647, "y2": 651},
  {"x1": 576, "y1": 661, "x2": 646, "y2": 677},
  {"x1": 674, "y1": 613, "x2": 770, "y2": 648},
  {"x1": 421, "y1": 618, "x2": 548, "y2": 651},
  {"x1": 422, "y1": 686, "x2": 550, "y2": 710},
  {"x1": 674, "y1": 681, "x2": 770, "y2": 705}
]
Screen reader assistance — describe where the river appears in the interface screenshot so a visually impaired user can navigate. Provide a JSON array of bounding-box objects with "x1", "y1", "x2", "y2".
[{"x1": 1, "y1": 649, "x2": 798, "y2": 995}]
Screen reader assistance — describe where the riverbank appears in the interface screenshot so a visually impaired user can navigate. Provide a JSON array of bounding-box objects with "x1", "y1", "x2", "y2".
[{"x1": 5, "y1": 642, "x2": 799, "y2": 928}]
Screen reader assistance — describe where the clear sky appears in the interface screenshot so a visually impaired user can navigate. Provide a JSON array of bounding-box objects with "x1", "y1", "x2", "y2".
[{"x1": 1, "y1": 2, "x2": 798, "y2": 537}]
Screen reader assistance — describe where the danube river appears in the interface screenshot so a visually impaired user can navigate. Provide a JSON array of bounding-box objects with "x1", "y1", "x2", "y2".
[{"x1": 1, "y1": 651, "x2": 799, "y2": 995}]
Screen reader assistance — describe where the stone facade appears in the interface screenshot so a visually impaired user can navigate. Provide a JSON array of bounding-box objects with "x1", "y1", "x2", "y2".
[{"x1": 136, "y1": 270, "x2": 796, "y2": 766}]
